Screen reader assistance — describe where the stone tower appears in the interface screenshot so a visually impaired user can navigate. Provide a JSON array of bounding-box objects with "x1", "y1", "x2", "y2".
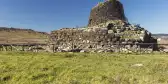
[
  {"x1": 88, "y1": 0, "x2": 127, "y2": 27},
  {"x1": 49, "y1": 0, "x2": 158, "y2": 52}
]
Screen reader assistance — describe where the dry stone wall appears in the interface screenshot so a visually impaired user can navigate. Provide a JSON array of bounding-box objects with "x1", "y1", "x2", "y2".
[{"x1": 50, "y1": 22, "x2": 157, "y2": 52}]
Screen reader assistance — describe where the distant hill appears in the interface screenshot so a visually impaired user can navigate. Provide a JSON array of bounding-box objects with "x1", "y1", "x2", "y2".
[
  {"x1": 152, "y1": 34, "x2": 168, "y2": 44},
  {"x1": 0, "y1": 27, "x2": 49, "y2": 44},
  {"x1": 152, "y1": 34, "x2": 168, "y2": 39},
  {"x1": 152, "y1": 34, "x2": 168, "y2": 36}
]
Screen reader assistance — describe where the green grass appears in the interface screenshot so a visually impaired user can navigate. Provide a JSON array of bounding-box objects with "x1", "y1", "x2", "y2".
[{"x1": 0, "y1": 52, "x2": 168, "y2": 84}]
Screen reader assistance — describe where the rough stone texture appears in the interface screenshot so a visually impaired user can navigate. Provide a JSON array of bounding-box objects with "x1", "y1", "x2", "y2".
[
  {"x1": 88, "y1": 0, "x2": 127, "y2": 27},
  {"x1": 49, "y1": 22, "x2": 157, "y2": 52},
  {"x1": 49, "y1": 0, "x2": 157, "y2": 52}
]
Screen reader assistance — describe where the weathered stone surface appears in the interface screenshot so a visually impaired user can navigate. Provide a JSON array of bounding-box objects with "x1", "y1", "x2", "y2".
[
  {"x1": 88, "y1": 0, "x2": 127, "y2": 27},
  {"x1": 49, "y1": 22, "x2": 157, "y2": 52},
  {"x1": 48, "y1": 0, "x2": 157, "y2": 52}
]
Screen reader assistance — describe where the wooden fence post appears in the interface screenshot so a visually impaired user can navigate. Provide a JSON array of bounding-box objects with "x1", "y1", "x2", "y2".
[
  {"x1": 53, "y1": 44, "x2": 55, "y2": 53},
  {"x1": 22, "y1": 46, "x2": 25, "y2": 51},
  {"x1": 11, "y1": 45, "x2": 12, "y2": 51},
  {"x1": 139, "y1": 44, "x2": 141, "y2": 54},
  {"x1": 152, "y1": 43, "x2": 154, "y2": 53},
  {"x1": 5, "y1": 46, "x2": 7, "y2": 51}
]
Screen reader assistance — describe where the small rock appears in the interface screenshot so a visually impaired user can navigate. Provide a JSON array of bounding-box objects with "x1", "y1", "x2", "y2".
[
  {"x1": 97, "y1": 50, "x2": 104, "y2": 53},
  {"x1": 163, "y1": 49, "x2": 168, "y2": 53},
  {"x1": 80, "y1": 50, "x2": 86, "y2": 53},
  {"x1": 108, "y1": 30, "x2": 114, "y2": 34},
  {"x1": 132, "y1": 64, "x2": 143, "y2": 67}
]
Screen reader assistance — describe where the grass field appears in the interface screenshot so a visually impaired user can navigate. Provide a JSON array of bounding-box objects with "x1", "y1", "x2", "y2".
[{"x1": 0, "y1": 52, "x2": 168, "y2": 84}]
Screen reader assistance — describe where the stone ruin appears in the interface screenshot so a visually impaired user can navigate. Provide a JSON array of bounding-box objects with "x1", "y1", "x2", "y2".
[
  {"x1": 88, "y1": 0, "x2": 127, "y2": 27},
  {"x1": 49, "y1": 0, "x2": 157, "y2": 53}
]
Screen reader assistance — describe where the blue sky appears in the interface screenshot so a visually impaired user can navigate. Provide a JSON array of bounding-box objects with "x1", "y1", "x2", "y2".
[{"x1": 0, "y1": 0, "x2": 168, "y2": 33}]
